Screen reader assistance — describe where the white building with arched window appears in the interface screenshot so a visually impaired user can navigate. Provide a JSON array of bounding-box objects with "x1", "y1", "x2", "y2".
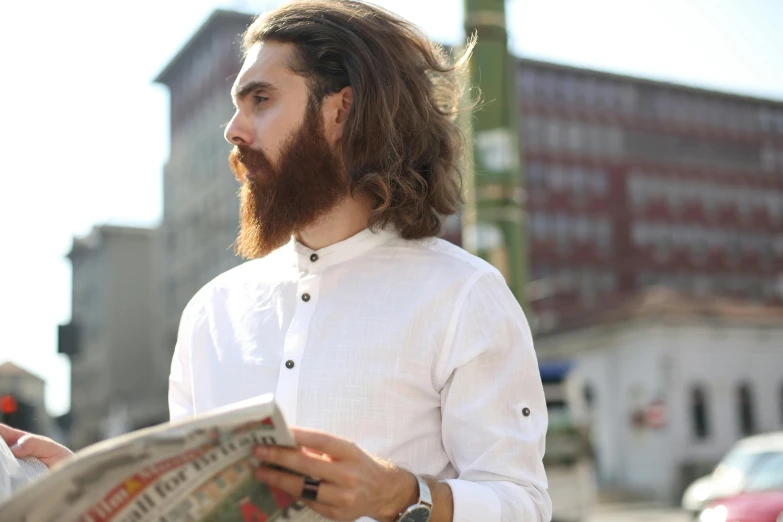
[{"x1": 534, "y1": 287, "x2": 783, "y2": 504}]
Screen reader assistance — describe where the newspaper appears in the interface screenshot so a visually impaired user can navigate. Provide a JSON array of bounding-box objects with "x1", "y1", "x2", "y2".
[{"x1": 0, "y1": 394, "x2": 312, "y2": 522}]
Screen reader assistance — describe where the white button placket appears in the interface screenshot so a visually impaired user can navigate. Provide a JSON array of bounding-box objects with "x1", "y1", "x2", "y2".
[{"x1": 275, "y1": 269, "x2": 321, "y2": 426}]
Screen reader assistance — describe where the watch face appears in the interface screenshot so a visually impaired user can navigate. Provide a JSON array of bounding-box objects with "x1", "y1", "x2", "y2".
[{"x1": 402, "y1": 506, "x2": 431, "y2": 522}]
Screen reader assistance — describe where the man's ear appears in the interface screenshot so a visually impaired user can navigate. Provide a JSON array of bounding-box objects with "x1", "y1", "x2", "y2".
[
  {"x1": 324, "y1": 86, "x2": 353, "y2": 143},
  {"x1": 336, "y1": 86, "x2": 353, "y2": 126}
]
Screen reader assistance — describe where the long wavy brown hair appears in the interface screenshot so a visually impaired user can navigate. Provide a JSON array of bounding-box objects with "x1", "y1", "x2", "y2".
[{"x1": 243, "y1": 0, "x2": 474, "y2": 239}]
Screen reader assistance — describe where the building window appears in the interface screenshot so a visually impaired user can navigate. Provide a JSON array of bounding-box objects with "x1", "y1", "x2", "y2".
[
  {"x1": 554, "y1": 213, "x2": 570, "y2": 251},
  {"x1": 563, "y1": 76, "x2": 577, "y2": 102},
  {"x1": 780, "y1": 383, "x2": 783, "y2": 426},
  {"x1": 595, "y1": 218, "x2": 612, "y2": 252},
  {"x1": 571, "y1": 167, "x2": 586, "y2": 195},
  {"x1": 584, "y1": 383, "x2": 595, "y2": 412},
  {"x1": 521, "y1": 70, "x2": 536, "y2": 97},
  {"x1": 545, "y1": 120, "x2": 562, "y2": 149},
  {"x1": 759, "y1": 107, "x2": 774, "y2": 133},
  {"x1": 575, "y1": 216, "x2": 590, "y2": 242},
  {"x1": 567, "y1": 124, "x2": 583, "y2": 151},
  {"x1": 589, "y1": 168, "x2": 608, "y2": 194},
  {"x1": 530, "y1": 213, "x2": 547, "y2": 240},
  {"x1": 579, "y1": 269, "x2": 597, "y2": 305},
  {"x1": 690, "y1": 386, "x2": 710, "y2": 440},
  {"x1": 527, "y1": 162, "x2": 546, "y2": 194},
  {"x1": 620, "y1": 85, "x2": 637, "y2": 113},
  {"x1": 600, "y1": 272, "x2": 616, "y2": 292},
  {"x1": 524, "y1": 116, "x2": 541, "y2": 149},
  {"x1": 549, "y1": 165, "x2": 566, "y2": 191},
  {"x1": 761, "y1": 145, "x2": 777, "y2": 173},
  {"x1": 584, "y1": 77, "x2": 598, "y2": 106},
  {"x1": 606, "y1": 127, "x2": 624, "y2": 156},
  {"x1": 737, "y1": 383, "x2": 756, "y2": 436}
]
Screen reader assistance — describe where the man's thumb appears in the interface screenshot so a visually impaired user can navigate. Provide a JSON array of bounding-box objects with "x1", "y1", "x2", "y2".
[{"x1": 9, "y1": 434, "x2": 37, "y2": 458}]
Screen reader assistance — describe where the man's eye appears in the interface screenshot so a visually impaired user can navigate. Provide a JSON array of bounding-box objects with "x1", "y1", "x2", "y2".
[{"x1": 254, "y1": 95, "x2": 269, "y2": 105}]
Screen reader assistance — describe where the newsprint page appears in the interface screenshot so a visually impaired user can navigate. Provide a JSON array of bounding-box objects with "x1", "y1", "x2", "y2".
[{"x1": 0, "y1": 395, "x2": 315, "y2": 522}]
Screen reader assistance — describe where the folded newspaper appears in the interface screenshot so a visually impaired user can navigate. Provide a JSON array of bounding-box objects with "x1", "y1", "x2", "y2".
[{"x1": 0, "y1": 394, "x2": 312, "y2": 522}]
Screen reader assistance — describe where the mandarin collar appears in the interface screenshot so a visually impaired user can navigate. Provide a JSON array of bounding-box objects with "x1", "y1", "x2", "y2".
[{"x1": 288, "y1": 226, "x2": 398, "y2": 272}]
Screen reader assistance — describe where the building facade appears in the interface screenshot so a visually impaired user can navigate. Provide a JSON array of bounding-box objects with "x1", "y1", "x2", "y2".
[
  {"x1": 0, "y1": 362, "x2": 54, "y2": 437},
  {"x1": 535, "y1": 288, "x2": 783, "y2": 503},
  {"x1": 517, "y1": 59, "x2": 783, "y2": 324},
  {"x1": 59, "y1": 225, "x2": 167, "y2": 449},
  {"x1": 153, "y1": 10, "x2": 253, "y2": 362}
]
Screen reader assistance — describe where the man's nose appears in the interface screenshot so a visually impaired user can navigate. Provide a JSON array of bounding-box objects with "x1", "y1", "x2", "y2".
[{"x1": 224, "y1": 112, "x2": 255, "y2": 147}]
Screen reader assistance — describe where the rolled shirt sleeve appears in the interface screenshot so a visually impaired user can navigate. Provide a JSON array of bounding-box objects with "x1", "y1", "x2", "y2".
[{"x1": 434, "y1": 270, "x2": 551, "y2": 522}]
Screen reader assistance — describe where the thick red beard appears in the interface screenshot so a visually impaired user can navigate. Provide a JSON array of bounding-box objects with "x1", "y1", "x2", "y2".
[{"x1": 229, "y1": 104, "x2": 349, "y2": 259}]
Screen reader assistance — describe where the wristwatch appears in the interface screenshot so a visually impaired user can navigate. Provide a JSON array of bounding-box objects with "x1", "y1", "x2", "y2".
[{"x1": 395, "y1": 475, "x2": 433, "y2": 522}]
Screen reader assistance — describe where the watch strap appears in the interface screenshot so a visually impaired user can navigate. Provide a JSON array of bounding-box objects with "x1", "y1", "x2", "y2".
[
  {"x1": 395, "y1": 475, "x2": 433, "y2": 522},
  {"x1": 415, "y1": 475, "x2": 432, "y2": 507}
]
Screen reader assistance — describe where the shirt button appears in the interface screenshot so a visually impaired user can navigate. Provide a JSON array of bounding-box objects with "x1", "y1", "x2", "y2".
[
  {"x1": 310, "y1": 253, "x2": 319, "y2": 262},
  {"x1": 522, "y1": 407, "x2": 531, "y2": 417},
  {"x1": 285, "y1": 360, "x2": 295, "y2": 369},
  {"x1": 301, "y1": 293, "x2": 311, "y2": 302}
]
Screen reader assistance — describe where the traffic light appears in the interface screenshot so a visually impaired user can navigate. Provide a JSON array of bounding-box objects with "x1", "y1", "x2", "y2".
[
  {"x1": 0, "y1": 394, "x2": 35, "y2": 432},
  {"x1": 1, "y1": 394, "x2": 17, "y2": 415}
]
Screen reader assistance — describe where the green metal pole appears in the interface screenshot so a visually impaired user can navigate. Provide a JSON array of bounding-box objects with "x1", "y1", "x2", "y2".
[{"x1": 463, "y1": 0, "x2": 528, "y2": 311}]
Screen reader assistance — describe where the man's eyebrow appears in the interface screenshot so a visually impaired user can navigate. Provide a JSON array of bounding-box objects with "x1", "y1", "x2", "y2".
[{"x1": 231, "y1": 80, "x2": 277, "y2": 104}]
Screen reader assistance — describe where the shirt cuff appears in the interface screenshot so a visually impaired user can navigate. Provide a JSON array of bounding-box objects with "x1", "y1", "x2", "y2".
[{"x1": 443, "y1": 479, "x2": 501, "y2": 522}]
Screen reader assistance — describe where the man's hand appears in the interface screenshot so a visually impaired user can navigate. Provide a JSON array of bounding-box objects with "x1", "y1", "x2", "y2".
[
  {"x1": 253, "y1": 427, "x2": 419, "y2": 522},
  {"x1": 0, "y1": 424, "x2": 74, "y2": 469}
]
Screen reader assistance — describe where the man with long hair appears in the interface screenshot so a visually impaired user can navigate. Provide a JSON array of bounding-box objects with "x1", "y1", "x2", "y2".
[{"x1": 2, "y1": 2, "x2": 550, "y2": 520}]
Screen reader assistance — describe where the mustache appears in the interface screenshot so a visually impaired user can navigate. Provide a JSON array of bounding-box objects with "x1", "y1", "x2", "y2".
[{"x1": 229, "y1": 145, "x2": 274, "y2": 182}]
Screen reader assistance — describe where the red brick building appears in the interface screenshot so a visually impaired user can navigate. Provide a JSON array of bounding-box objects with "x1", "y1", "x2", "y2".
[{"x1": 517, "y1": 59, "x2": 783, "y2": 322}]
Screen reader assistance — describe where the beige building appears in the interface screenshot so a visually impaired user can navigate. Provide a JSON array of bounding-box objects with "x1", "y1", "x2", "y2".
[
  {"x1": 535, "y1": 288, "x2": 783, "y2": 504},
  {"x1": 0, "y1": 362, "x2": 47, "y2": 432},
  {"x1": 59, "y1": 225, "x2": 168, "y2": 449},
  {"x1": 0, "y1": 362, "x2": 45, "y2": 408}
]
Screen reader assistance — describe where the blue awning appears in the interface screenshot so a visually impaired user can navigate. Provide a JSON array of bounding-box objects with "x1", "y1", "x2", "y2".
[{"x1": 539, "y1": 361, "x2": 573, "y2": 382}]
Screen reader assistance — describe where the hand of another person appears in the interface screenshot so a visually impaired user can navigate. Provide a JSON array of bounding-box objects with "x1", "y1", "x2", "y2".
[
  {"x1": 0, "y1": 423, "x2": 74, "y2": 469},
  {"x1": 253, "y1": 427, "x2": 418, "y2": 522}
]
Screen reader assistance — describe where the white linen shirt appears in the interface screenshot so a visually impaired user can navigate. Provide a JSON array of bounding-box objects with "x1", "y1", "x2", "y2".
[{"x1": 169, "y1": 227, "x2": 551, "y2": 522}]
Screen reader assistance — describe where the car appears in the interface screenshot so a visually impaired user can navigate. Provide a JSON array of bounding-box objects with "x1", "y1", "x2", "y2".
[
  {"x1": 682, "y1": 431, "x2": 783, "y2": 515},
  {"x1": 697, "y1": 451, "x2": 783, "y2": 522}
]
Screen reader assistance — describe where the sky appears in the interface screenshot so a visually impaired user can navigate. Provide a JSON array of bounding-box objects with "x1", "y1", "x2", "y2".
[{"x1": 1, "y1": 0, "x2": 782, "y2": 417}]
